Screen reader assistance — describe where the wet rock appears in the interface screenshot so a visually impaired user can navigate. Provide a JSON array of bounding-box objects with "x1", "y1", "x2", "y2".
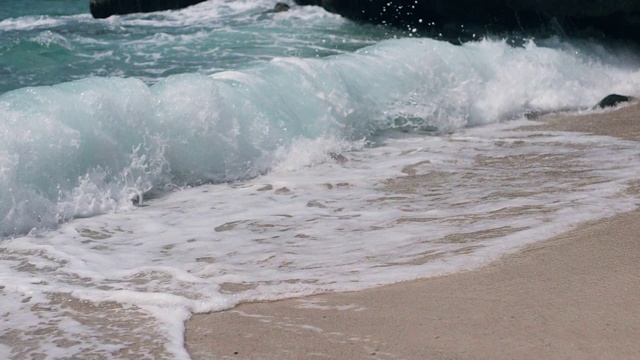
[
  {"x1": 294, "y1": 0, "x2": 640, "y2": 43},
  {"x1": 595, "y1": 94, "x2": 633, "y2": 109},
  {"x1": 258, "y1": 2, "x2": 291, "y2": 20},
  {"x1": 90, "y1": 0, "x2": 208, "y2": 19},
  {"x1": 271, "y1": 2, "x2": 291, "y2": 13}
]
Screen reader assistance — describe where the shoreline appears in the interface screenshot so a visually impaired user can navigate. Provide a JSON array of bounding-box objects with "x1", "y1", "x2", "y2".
[{"x1": 185, "y1": 104, "x2": 640, "y2": 359}]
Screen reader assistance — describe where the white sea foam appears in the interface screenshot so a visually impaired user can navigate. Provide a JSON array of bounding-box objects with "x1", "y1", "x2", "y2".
[
  {"x1": 29, "y1": 30, "x2": 74, "y2": 49},
  {"x1": 106, "y1": 0, "x2": 287, "y2": 28},
  {"x1": 3, "y1": 32, "x2": 640, "y2": 357},
  {"x1": 0, "y1": 16, "x2": 65, "y2": 31},
  {"x1": 2, "y1": 119, "x2": 640, "y2": 358},
  {"x1": 2, "y1": 38, "x2": 640, "y2": 237}
]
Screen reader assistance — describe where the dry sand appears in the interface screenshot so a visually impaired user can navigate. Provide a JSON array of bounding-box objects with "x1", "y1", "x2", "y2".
[{"x1": 185, "y1": 104, "x2": 640, "y2": 360}]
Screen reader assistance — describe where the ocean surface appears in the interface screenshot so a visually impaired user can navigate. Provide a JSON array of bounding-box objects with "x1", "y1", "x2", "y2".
[{"x1": 2, "y1": 0, "x2": 640, "y2": 358}]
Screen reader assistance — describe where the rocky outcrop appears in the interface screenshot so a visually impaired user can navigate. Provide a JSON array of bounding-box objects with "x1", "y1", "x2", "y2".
[
  {"x1": 90, "y1": 0, "x2": 208, "y2": 19},
  {"x1": 294, "y1": 0, "x2": 640, "y2": 43},
  {"x1": 506, "y1": 0, "x2": 640, "y2": 18}
]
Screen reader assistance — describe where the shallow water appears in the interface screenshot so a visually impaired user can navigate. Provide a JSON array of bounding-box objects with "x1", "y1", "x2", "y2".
[{"x1": 3, "y1": 120, "x2": 640, "y2": 358}]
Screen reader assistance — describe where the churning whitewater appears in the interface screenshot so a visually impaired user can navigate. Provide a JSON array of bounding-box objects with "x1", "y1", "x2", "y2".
[
  {"x1": 3, "y1": 37, "x2": 640, "y2": 236},
  {"x1": 2, "y1": 1, "x2": 640, "y2": 359}
]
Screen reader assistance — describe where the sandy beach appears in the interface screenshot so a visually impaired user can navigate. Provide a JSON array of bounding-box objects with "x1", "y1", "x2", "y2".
[{"x1": 185, "y1": 104, "x2": 640, "y2": 359}]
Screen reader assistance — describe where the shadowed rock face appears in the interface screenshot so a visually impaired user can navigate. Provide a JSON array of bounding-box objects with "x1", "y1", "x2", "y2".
[
  {"x1": 89, "y1": 0, "x2": 208, "y2": 19},
  {"x1": 506, "y1": 0, "x2": 640, "y2": 18},
  {"x1": 595, "y1": 94, "x2": 634, "y2": 109},
  {"x1": 294, "y1": 0, "x2": 640, "y2": 43}
]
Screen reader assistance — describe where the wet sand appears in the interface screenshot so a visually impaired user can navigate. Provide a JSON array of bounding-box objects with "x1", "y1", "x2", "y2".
[{"x1": 185, "y1": 103, "x2": 640, "y2": 359}]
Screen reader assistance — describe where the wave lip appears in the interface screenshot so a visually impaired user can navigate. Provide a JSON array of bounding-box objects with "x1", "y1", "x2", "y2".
[{"x1": 2, "y1": 37, "x2": 640, "y2": 237}]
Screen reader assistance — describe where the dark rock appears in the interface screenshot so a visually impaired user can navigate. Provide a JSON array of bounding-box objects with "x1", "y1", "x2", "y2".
[
  {"x1": 595, "y1": 94, "x2": 633, "y2": 109},
  {"x1": 506, "y1": 0, "x2": 640, "y2": 18},
  {"x1": 89, "y1": 0, "x2": 209, "y2": 19},
  {"x1": 272, "y1": 2, "x2": 291, "y2": 13},
  {"x1": 260, "y1": 2, "x2": 291, "y2": 17},
  {"x1": 293, "y1": 0, "x2": 640, "y2": 43}
]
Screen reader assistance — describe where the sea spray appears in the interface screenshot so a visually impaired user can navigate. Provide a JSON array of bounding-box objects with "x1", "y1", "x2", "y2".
[
  {"x1": 3, "y1": 119, "x2": 640, "y2": 358},
  {"x1": 2, "y1": 37, "x2": 640, "y2": 236}
]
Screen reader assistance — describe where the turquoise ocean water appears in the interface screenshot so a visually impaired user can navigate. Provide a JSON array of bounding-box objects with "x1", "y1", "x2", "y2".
[{"x1": 2, "y1": 1, "x2": 640, "y2": 358}]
